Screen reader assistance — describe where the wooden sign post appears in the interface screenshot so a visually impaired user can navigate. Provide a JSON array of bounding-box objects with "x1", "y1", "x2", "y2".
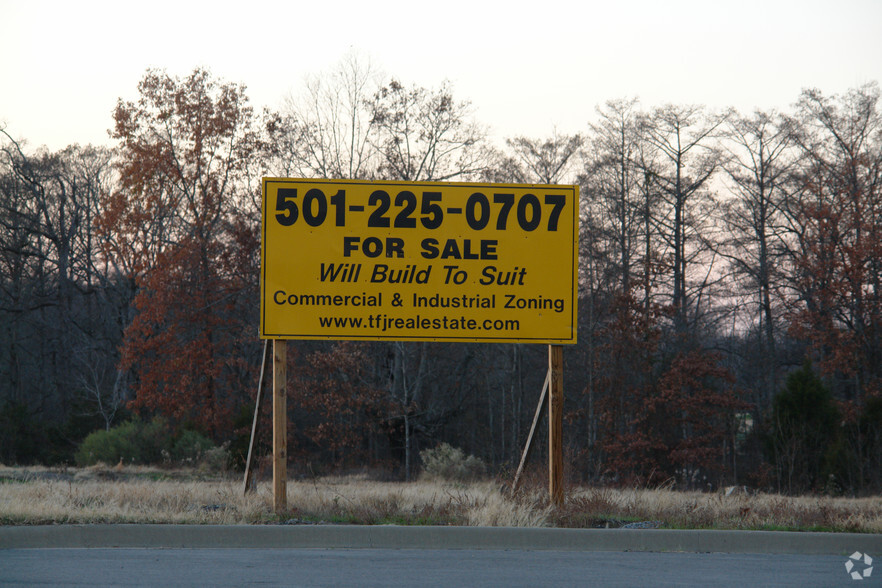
[
  {"x1": 510, "y1": 344, "x2": 565, "y2": 505},
  {"x1": 242, "y1": 341, "x2": 270, "y2": 496},
  {"x1": 548, "y1": 344, "x2": 564, "y2": 506},
  {"x1": 273, "y1": 339, "x2": 287, "y2": 513}
]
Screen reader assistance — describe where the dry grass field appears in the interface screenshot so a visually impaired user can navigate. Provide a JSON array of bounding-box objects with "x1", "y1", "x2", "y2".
[{"x1": 2, "y1": 464, "x2": 881, "y2": 533}]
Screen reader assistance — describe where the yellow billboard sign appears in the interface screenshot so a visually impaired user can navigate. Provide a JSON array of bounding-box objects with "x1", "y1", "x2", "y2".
[{"x1": 260, "y1": 178, "x2": 579, "y2": 343}]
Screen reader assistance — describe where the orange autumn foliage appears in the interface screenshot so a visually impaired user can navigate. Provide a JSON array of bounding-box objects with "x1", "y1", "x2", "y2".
[{"x1": 101, "y1": 68, "x2": 260, "y2": 438}]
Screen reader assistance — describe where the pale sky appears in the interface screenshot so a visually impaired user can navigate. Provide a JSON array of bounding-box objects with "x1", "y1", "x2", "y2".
[{"x1": 2, "y1": 0, "x2": 880, "y2": 152}]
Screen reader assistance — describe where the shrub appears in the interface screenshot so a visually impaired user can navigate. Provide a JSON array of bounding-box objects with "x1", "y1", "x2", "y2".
[
  {"x1": 170, "y1": 430, "x2": 215, "y2": 463},
  {"x1": 75, "y1": 417, "x2": 172, "y2": 466},
  {"x1": 766, "y1": 360, "x2": 841, "y2": 493},
  {"x1": 74, "y1": 417, "x2": 232, "y2": 471},
  {"x1": 197, "y1": 444, "x2": 231, "y2": 473},
  {"x1": 420, "y1": 443, "x2": 485, "y2": 482}
]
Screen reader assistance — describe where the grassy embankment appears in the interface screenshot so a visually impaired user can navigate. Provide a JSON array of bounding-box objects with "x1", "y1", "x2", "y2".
[{"x1": 1, "y1": 465, "x2": 880, "y2": 533}]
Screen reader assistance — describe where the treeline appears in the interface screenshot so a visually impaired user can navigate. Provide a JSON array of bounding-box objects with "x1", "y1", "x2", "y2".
[{"x1": 1, "y1": 55, "x2": 881, "y2": 495}]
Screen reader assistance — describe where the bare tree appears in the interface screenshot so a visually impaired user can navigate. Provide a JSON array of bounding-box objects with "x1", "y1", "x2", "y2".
[
  {"x1": 0, "y1": 131, "x2": 121, "y2": 433},
  {"x1": 366, "y1": 78, "x2": 490, "y2": 478},
  {"x1": 639, "y1": 104, "x2": 728, "y2": 336},
  {"x1": 576, "y1": 99, "x2": 647, "y2": 466},
  {"x1": 505, "y1": 130, "x2": 584, "y2": 185},
  {"x1": 268, "y1": 51, "x2": 382, "y2": 179},
  {"x1": 720, "y1": 110, "x2": 797, "y2": 403},
  {"x1": 369, "y1": 79, "x2": 489, "y2": 182},
  {"x1": 784, "y1": 83, "x2": 882, "y2": 400},
  {"x1": 583, "y1": 99, "x2": 643, "y2": 294}
]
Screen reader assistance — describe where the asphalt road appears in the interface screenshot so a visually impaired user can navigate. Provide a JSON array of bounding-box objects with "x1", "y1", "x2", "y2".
[
  {"x1": 0, "y1": 548, "x2": 869, "y2": 587},
  {"x1": 2, "y1": 525, "x2": 880, "y2": 587}
]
